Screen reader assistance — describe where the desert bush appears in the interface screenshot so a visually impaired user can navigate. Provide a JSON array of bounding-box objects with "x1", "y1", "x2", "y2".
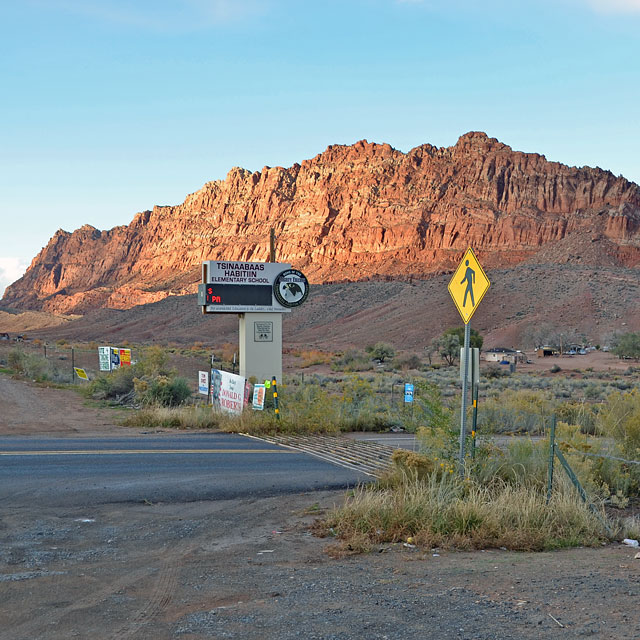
[
  {"x1": 477, "y1": 389, "x2": 554, "y2": 434},
  {"x1": 554, "y1": 420, "x2": 640, "y2": 499},
  {"x1": 138, "y1": 375, "x2": 192, "y2": 407},
  {"x1": 321, "y1": 472, "x2": 608, "y2": 553},
  {"x1": 555, "y1": 401, "x2": 598, "y2": 434},
  {"x1": 7, "y1": 349, "x2": 25, "y2": 373},
  {"x1": 366, "y1": 342, "x2": 396, "y2": 363},
  {"x1": 297, "y1": 349, "x2": 332, "y2": 368},
  {"x1": 392, "y1": 353, "x2": 422, "y2": 371},
  {"x1": 88, "y1": 364, "x2": 140, "y2": 400},
  {"x1": 612, "y1": 332, "x2": 640, "y2": 360},
  {"x1": 138, "y1": 346, "x2": 172, "y2": 376},
  {"x1": 331, "y1": 349, "x2": 374, "y2": 372},
  {"x1": 7, "y1": 348, "x2": 53, "y2": 382},
  {"x1": 597, "y1": 389, "x2": 640, "y2": 460},
  {"x1": 87, "y1": 346, "x2": 192, "y2": 405},
  {"x1": 470, "y1": 438, "x2": 549, "y2": 490},
  {"x1": 378, "y1": 449, "x2": 456, "y2": 488},
  {"x1": 484, "y1": 364, "x2": 504, "y2": 379}
]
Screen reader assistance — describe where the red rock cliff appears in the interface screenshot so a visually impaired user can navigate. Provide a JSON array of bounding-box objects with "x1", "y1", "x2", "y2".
[{"x1": 4, "y1": 132, "x2": 640, "y2": 313}]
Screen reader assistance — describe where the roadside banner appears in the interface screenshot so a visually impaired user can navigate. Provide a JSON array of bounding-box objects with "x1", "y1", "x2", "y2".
[
  {"x1": 211, "y1": 369, "x2": 245, "y2": 415},
  {"x1": 98, "y1": 346, "x2": 111, "y2": 371},
  {"x1": 110, "y1": 348, "x2": 121, "y2": 369},
  {"x1": 244, "y1": 380, "x2": 252, "y2": 407},
  {"x1": 252, "y1": 384, "x2": 266, "y2": 410},
  {"x1": 120, "y1": 349, "x2": 131, "y2": 367},
  {"x1": 198, "y1": 371, "x2": 209, "y2": 395}
]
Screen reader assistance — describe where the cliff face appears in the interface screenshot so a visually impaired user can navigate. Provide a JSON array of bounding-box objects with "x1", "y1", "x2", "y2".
[{"x1": 4, "y1": 132, "x2": 640, "y2": 313}]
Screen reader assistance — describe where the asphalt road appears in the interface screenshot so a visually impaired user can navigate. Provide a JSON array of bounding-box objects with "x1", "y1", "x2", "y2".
[{"x1": 0, "y1": 433, "x2": 371, "y2": 507}]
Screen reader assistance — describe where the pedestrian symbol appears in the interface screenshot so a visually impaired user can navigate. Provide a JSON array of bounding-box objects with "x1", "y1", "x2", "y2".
[
  {"x1": 461, "y1": 260, "x2": 475, "y2": 307},
  {"x1": 448, "y1": 248, "x2": 490, "y2": 324}
]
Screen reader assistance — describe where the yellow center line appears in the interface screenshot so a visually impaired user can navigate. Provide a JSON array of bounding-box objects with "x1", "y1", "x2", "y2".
[{"x1": 0, "y1": 449, "x2": 294, "y2": 456}]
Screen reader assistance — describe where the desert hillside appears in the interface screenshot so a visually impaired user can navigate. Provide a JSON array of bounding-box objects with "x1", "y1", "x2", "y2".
[
  {"x1": 13, "y1": 265, "x2": 638, "y2": 352},
  {"x1": 3, "y1": 132, "x2": 639, "y2": 315}
]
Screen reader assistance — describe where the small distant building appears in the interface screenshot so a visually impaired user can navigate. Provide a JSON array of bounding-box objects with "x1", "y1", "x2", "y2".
[
  {"x1": 536, "y1": 346, "x2": 557, "y2": 357},
  {"x1": 0, "y1": 332, "x2": 9, "y2": 341},
  {"x1": 483, "y1": 347, "x2": 523, "y2": 364}
]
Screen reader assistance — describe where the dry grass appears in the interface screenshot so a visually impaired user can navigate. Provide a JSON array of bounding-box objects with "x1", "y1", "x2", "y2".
[
  {"x1": 321, "y1": 472, "x2": 610, "y2": 554},
  {"x1": 122, "y1": 405, "x2": 222, "y2": 429}
]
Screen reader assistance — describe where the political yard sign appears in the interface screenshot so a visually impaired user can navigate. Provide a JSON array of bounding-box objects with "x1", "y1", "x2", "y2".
[{"x1": 210, "y1": 369, "x2": 246, "y2": 415}]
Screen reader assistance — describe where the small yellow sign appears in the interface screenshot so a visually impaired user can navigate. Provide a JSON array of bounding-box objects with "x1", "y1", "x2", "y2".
[
  {"x1": 74, "y1": 367, "x2": 89, "y2": 380},
  {"x1": 448, "y1": 248, "x2": 490, "y2": 324}
]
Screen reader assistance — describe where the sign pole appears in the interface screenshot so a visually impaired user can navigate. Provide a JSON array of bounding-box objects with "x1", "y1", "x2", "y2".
[
  {"x1": 448, "y1": 247, "x2": 490, "y2": 475},
  {"x1": 459, "y1": 321, "x2": 471, "y2": 474}
]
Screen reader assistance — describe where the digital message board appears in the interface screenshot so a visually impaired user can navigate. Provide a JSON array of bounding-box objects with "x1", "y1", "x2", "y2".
[{"x1": 199, "y1": 261, "x2": 295, "y2": 313}]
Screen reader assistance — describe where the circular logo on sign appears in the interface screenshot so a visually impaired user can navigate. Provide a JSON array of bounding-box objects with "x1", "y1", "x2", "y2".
[{"x1": 273, "y1": 269, "x2": 309, "y2": 308}]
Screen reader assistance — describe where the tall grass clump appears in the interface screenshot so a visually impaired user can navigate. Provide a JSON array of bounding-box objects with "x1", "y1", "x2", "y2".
[
  {"x1": 322, "y1": 467, "x2": 610, "y2": 554},
  {"x1": 597, "y1": 390, "x2": 640, "y2": 460},
  {"x1": 122, "y1": 405, "x2": 222, "y2": 429},
  {"x1": 476, "y1": 389, "x2": 554, "y2": 434}
]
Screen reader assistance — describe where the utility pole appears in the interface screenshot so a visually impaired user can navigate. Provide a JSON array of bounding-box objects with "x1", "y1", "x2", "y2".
[{"x1": 270, "y1": 228, "x2": 276, "y2": 262}]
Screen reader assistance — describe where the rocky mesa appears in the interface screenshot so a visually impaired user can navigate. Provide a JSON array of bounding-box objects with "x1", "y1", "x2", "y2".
[{"x1": 4, "y1": 132, "x2": 640, "y2": 314}]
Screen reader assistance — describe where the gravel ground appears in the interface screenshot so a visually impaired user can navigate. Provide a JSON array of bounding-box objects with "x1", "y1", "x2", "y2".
[
  {"x1": 1, "y1": 375, "x2": 639, "y2": 639},
  {"x1": 1, "y1": 491, "x2": 639, "y2": 640}
]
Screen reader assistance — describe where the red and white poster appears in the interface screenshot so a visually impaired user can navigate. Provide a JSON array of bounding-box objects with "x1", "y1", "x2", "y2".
[{"x1": 210, "y1": 369, "x2": 245, "y2": 415}]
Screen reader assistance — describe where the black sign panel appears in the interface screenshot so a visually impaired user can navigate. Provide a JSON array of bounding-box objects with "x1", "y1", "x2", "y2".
[{"x1": 205, "y1": 284, "x2": 273, "y2": 306}]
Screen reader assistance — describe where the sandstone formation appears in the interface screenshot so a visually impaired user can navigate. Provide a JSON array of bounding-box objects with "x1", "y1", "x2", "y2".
[{"x1": 4, "y1": 132, "x2": 640, "y2": 313}]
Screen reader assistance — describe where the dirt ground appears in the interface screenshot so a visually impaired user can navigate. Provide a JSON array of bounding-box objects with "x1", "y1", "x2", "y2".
[
  {"x1": 0, "y1": 375, "x2": 133, "y2": 437},
  {"x1": 511, "y1": 350, "x2": 636, "y2": 374},
  {"x1": 1, "y1": 375, "x2": 639, "y2": 639}
]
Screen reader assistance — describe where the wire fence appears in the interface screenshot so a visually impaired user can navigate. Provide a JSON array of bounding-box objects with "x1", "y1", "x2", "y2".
[
  {"x1": 0, "y1": 341, "x2": 240, "y2": 396},
  {"x1": 564, "y1": 444, "x2": 640, "y2": 466}
]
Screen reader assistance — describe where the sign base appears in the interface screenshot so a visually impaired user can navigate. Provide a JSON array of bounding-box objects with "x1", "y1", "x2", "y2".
[{"x1": 239, "y1": 313, "x2": 283, "y2": 383}]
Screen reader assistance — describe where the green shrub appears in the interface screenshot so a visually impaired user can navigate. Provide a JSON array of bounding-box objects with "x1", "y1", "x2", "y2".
[
  {"x1": 331, "y1": 349, "x2": 374, "y2": 372},
  {"x1": 392, "y1": 354, "x2": 422, "y2": 371},
  {"x1": 596, "y1": 390, "x2": 640, "y2": 466},
  {"x1": 556, "y1": 401, "x2": 597, "y2": 434},
  {"x1": 477, "y1": 389, "x2": 553, "y2": 434},
  {"x1": 139, "y1": 376, "x2": 192, "y2": 407},
  {"x1": 88, "y1": 365, "x2": 140, "y2": 400},
  {"x1": 6, "y1": 348, "x2": 52, "y2": 382}
]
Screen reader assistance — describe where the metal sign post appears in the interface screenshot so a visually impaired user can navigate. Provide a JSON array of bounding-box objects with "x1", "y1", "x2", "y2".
[
  {"x1": 459, "y1": 322, "x2": 471, "y2": 471},
  {"x1": 448, "y1": 248, "x2": 490, "y2": 474}
]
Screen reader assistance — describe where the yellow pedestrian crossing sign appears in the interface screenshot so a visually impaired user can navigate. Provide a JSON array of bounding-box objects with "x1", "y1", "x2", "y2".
[{"x1": 448, "y1": 248, "x2": 490, "y2": 324}]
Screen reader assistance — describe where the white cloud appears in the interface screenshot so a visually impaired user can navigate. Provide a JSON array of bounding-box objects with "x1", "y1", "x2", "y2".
[
  {"x1": 0, "y1": 258, "x2": 29, "y2": 300},
  {"x1": 586, "y1": 0, "x2": 640, "y2": 12}
]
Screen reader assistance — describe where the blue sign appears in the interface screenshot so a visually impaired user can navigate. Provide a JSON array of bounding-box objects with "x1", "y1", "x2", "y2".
[{"x1": 404, "y1": 383, "x2": 414, "y2": 403}]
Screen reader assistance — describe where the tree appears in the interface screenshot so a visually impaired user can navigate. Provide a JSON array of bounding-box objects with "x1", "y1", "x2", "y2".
[
  {"x1": 366, "y1": 342, "x2": 396, "y2": 363},
  {"x1": 612, "y1": 332, "x2": 640, "y2": 360},
  {"x1": 443, "y1": 327, "x2": 484, "y2": 350},
  {"x1": 431, "y1": 333, "x2": 460, "y2": 366}
]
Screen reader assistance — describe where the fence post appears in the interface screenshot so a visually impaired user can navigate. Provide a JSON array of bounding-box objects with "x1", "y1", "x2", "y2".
[
  {"x1": 71, "y1": 347, "x2": 75, "y2": 381},
  {"x1": 272, "y1": 376, "x2": 279, "y2": 420},
  {"x1": 546, "y1": 415, "x2": 556, "y2": 505}
]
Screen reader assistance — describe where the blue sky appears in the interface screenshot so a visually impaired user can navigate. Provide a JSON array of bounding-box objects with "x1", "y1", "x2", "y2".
[{"x1": 1, "y1": 0, "x2": 639, "y2": 297}]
